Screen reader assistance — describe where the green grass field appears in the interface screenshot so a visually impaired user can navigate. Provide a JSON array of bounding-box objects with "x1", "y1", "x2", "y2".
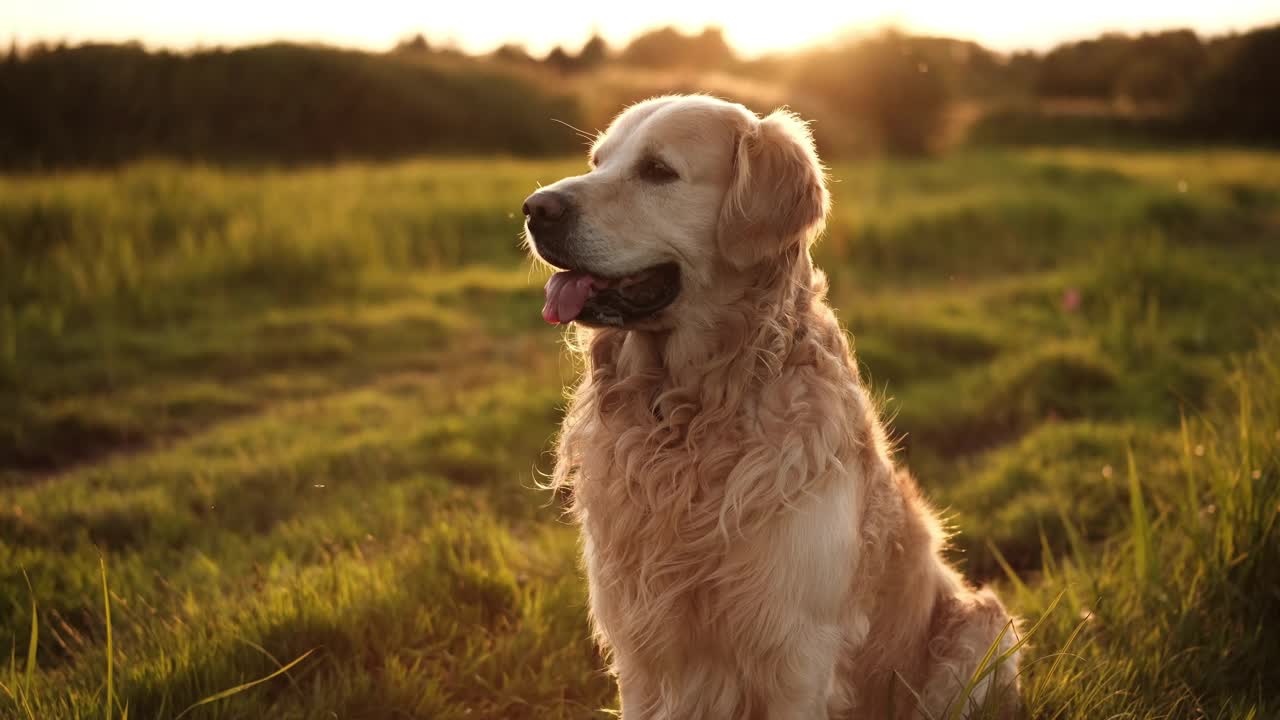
[{"x1": 2, "y1": 148, "x2": 1278, "y2": 719}]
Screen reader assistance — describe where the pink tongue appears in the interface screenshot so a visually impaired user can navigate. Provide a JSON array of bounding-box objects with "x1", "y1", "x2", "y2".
[{"x1": 542, "y1": 271, "x2": 599, "y2": 324}]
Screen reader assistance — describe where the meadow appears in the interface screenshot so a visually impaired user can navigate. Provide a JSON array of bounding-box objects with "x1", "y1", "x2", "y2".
[{"x1": 1, "y1": 148, "x2": 1278, "y2": 719}]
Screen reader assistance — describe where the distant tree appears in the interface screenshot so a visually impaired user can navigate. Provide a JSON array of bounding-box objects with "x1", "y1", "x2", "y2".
[
  {"x1": 393, "y1": 33, "x2": 430, "y2": 55},
  {"x1": 1124, "y1": 30, "x2": 1205, "y2": 105},
  {"x1": 540, "y1": 34, "x2": 608, "y2": 74},
  {"x1": 0, "y1": 42, "x2": 587, "y2": 168},
  {"x1": 1184, "y1": 24, "x2": 1280, "y2": 143},
  {"x1": 689, "y1": 27, "x2": 734, "y2": 68},
  {"x1": 577, "y1": 33, "x2": 609, "y2": 70},
  {"x1": 619, "y1": 27, "x2": 677, "y2": 67},
  {"x1": 1116, "y1": 57, "x2": 1185, "y2": 105},
  {"x1": 1036, "y1": 29, "x2": 1207, "y2": 104},
  {"x1": 1005, "y1": 51, "x2": 1042, "y2": 96},
  {"x1": 620, "y1": 26, "x2": 735, "y2": 69},
  {"x1": 1037, "y1": 33, "x2": 1134, "y2": 98},
  {"x1": 492, "y1": 43, "x2": 536, "y2": 65},
  {"x1": 1137, "y1": 30, "x2": 1205, "y2": 78},
  {"x1": 544, "y1": 45, "x2": 576, "y2": 73},
  {"x1": 893, "y1": 35, "x2": 1008, "y2": 98},
  {"x1": 792, "y1": 30, "x2": 949, "y2": 155}
]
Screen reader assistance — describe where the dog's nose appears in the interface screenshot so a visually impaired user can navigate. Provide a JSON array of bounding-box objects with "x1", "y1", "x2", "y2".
[{"x1": 522, "y1": 191, "x2": 567, "y2": 224}]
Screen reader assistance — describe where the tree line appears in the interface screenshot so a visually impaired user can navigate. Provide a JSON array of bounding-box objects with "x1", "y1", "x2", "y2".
[{"x1": 1, "y1": 23, "x2": 1277, "y2": 169}]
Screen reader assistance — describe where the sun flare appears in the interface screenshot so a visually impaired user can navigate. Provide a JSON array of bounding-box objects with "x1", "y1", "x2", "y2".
[{"x1": 6, "y1": 0, "x2": 1277, "y2": 54}]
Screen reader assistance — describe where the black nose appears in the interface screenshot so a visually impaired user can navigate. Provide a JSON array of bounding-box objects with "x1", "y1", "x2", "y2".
[{"x1": 522, "y1": 190, "x2": 568, "y2": 224}]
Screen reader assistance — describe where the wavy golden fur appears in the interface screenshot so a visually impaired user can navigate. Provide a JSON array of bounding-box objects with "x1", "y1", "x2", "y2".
[{"x1": 532, "y1": 95, "x2": 1020, "y2": 718}]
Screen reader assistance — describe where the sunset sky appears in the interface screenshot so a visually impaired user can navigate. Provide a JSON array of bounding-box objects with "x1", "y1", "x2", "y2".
[{"x1": 6, "y1": 0, "x2": 1278, "y2": 56}]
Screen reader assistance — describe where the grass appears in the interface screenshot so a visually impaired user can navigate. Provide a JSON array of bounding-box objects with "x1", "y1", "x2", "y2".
[
  {"x1": 1011, "y1": 344, "x2": 1280, "y2": 717},
  {"x1": 1, "y1": 147, "x2": 1278, "y2": 718}
]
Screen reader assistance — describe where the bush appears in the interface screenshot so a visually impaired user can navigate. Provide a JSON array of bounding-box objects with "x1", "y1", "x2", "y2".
[
  {"x1": 791, "y1": 31, "x2": 949, "y2": 155},
  {"x1": 0, "y1": 43, "x2": 585, "y2": 169}
]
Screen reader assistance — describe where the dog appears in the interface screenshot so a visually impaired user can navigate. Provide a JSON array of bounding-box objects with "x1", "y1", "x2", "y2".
[{"x1": 522, "y1": 95, "x2": 1021, "y2": 719}]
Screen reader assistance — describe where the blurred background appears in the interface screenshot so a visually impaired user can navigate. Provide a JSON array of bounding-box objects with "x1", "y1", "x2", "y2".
[
  {"x1": 3, "y1": 1, "x2": 1280, "y2": 164},
  {"x1": 2, "y1": 3, "x2": 1279, "y2": 719}
]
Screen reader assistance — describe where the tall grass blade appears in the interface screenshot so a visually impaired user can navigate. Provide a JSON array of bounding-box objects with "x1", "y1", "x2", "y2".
[
  {"x1": 949, "y1": 621, "x2": 1011, "y2": 720},
  {"x1": 1043, "y1": 613, "x2": 1091, "y2": 690},
  {"x1": 101, "y1": 556, "x2": 113, "y2": 720},
  {"x1": 1180, "y1": 412, "x2": 1200, "y2": 526},
  {"x1": 173, "y1": 648, "x2": 316, "y2": 720},
  {"x1": 21, "y1": 567, "x2": 37, "y2": 695},
  {"x1": 1126, "y1": 446, "x2": 1155, "y2": 586},
  {"x1": 8, "y1": 635, "x2": 38, "y2": 720},
  {"x1": 1237, "y1": 375, "x2": 1254, "y2": 513},
  {"x1": 986, "y1": 540, "x2": 1030, "y2": 600},
  {"x1": 971, "y1": 588, "x2": 1066, "y2": 689},
  {"x1": 1037, "y1": 523, "x2": 1058, "y2": 582},
  {"x1": 1053, "y1": 501, "x2": 1088, "y2": 572},
  {"x1": 6, "y1": 641, "x2": 15, "y2": 702},
  {"x1": 948, "y1": 591, "x2": 1067, "y2": 720}
]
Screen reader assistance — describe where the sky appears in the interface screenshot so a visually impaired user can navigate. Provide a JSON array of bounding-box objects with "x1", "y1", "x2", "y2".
[{"x1": 6, "y1": 0, "x2": 1278, "y2": 57}]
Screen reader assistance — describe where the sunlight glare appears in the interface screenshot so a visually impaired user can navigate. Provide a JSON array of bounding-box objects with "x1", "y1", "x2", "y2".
[{"x1": 5, "y1": 0, "x2": 1278, "y2": 54}]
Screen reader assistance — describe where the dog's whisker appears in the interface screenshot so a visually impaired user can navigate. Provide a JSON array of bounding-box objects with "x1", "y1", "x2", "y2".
[{"x1": 551, "y1": 117, "x2": 599, "y2": 145}]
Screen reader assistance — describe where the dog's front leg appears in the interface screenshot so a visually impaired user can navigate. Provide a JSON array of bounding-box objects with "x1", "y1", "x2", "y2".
[
  {"x1": 753, "y1": 621, "x2": 841, "y2": 720},
  {"x1": 732, "y1": 485, "x2": 854, "y2": 720},
  {"x1": 618, "y1": 670, "x2": 668, "y2": 720}
]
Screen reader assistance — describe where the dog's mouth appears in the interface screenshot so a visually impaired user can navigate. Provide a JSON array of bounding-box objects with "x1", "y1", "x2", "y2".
[{"x1": 542, "y1": 262, "x2": 681, "y2": 327}]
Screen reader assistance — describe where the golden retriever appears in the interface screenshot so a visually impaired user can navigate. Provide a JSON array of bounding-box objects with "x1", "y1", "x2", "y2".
[{"x1": 522, "y1": 95, "x2": 1021, "y2": 719}]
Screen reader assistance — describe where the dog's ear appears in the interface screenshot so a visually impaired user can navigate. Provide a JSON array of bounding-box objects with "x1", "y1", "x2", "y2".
[{"x1": 717, "y1": 109, "x2": 829, "y2": 269}]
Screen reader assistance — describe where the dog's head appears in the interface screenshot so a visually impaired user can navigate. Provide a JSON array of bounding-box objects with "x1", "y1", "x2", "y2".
[{"x1": 524, "y1": 95, "x2": 828, "y2": 329}]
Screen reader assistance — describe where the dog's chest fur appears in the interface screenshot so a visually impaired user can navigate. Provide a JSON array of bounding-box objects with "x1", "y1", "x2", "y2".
[{"x1": 563, "y1": 325, "x2": 871, "y2": 665}]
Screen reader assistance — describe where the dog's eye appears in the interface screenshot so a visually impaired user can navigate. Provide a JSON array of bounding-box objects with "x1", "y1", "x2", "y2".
[{"x1": 639, "y1": 157, "x2": 679, "y2": 183}]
